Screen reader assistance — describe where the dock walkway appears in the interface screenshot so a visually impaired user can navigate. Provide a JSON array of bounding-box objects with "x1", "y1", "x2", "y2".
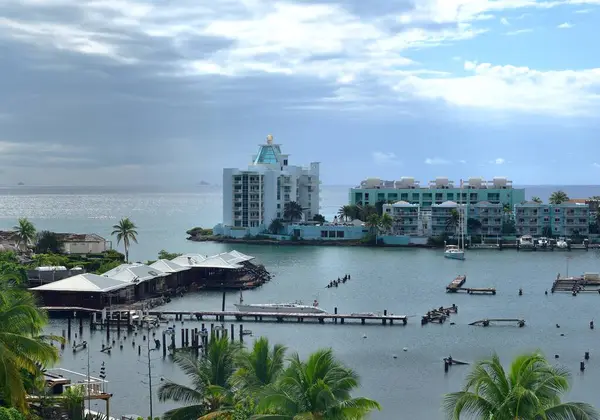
[
  {"x1": 446, "y1": 276, "x2": 496, "y2": 295},
  {"x1": 469, "y1": 318, "x2": 525, "y2": 327}
]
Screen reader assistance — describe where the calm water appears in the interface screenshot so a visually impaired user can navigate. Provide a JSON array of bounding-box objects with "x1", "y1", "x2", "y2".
[{"x1": 2, "y1": 185, "x2": 600, "y2": 419}]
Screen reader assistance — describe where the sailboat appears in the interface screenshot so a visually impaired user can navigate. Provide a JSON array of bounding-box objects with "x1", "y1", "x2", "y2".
[{"x1": 445, "y1": 180, "x2": 466, "y2": 260}]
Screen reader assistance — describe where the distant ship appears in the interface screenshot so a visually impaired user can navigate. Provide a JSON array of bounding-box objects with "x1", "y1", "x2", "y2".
[{"x1": 17, "y1": 182, "x2": 24, "y2": 186}]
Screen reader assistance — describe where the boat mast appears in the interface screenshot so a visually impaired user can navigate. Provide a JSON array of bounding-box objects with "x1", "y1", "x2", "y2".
[{"x1": 460, "y1": 179, "x2": 464, "y2": 251}]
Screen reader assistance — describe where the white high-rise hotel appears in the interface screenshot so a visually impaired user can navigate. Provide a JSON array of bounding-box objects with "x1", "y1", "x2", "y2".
[{"x1": 222, "y1": 135, "x2": 320, "y2": 229}]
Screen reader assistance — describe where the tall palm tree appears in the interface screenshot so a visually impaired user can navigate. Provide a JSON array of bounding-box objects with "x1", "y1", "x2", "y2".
[
  {"x1": 283, "y1": 202, "x2": 304, "y2": 222},
  {"x1": 254, "y1": 348, "x2": 380, "y2": 419},
  {"x1": 232, "y1": 337, "x2": 286, "y2": 395},
  {"x1": 13, "y1": 218, "x2": 36, "y2": 251},
  {"x1": 443, "y1": 352, "x2": 600, "y2": 420},
  {"x1": 158, "y1": 336, "x2": 241, "y2": 420},
  {"x1": 549, "y1": 190, "x2": 570, "y2": 205},
  {"x1": 111, "y1": 217, "x2": 138, "y2": 263},
  {"x1": 379, "y1": 213, "x2": 393, "y2": 234},
  {"x1": 446, "y1": 209, "x2": 460, "y2": 234},
  {"x1": 531, "y1": 196, "x2": 543, "y2": 203},
  {"x1": 0, "y1": 285, "x2": 61, "y2": 411},
  {"x1": 359, "y1": 204, "x2": 377, "y2": 222},
  {"x1": 338, "y1": 205, "x2": 354, "y2": 222},
  {"x1": 366, "y1": 213, "x2": 381, "y2": 236}
]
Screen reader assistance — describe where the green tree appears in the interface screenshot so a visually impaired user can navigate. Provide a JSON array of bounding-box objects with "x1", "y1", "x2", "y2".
[
  {"x1": 358, "y1": 204, "x2": 377, "y2": 222},
  {"x1": 446, "y1": 209, "x2": 460, "y2": 233},
  {"x1": 0, "y1": 284, "x2": 61, "y2": 411},
  {"x1": 158, "y1": 250, "x2": 183, "y2": 260},
  {"x1": 443, "y1": 352, "x2": 599, "y2": 420},
  {"x1": 283, "y1": 202, "x2": 304, "y2": 222},
  {"x1": 268, "y1": 219, "x2": 284, "y2": 235},
  {"x1": 62, "y1": 384, "x2": 85, "y2": 420},
  {"x1": 158, "y1": 336, "x2": 241, "y2": 420},
  {"x1": 549, "y1": 190, "x2": 570, "y2": 205},
  {"x1": 232, "y1": 337, "x2": 286, "y2": 395},
  {"x1": 366, "y1": 214, "x2": 381, "y2": 235},
  {"x1": 254, "y1": 348, "x2": 380, "y2": 419},
  {"x1": 0, "y1": 407, "x2": 26, "y2": 420},
  {"x1": 111, "y1": 217, "x2": 138, "y2": 263},
  {"x1": 531, "y1": 196, "x2": 543, "y2": 203},
  {"x1": 379, "y1": 213, "x2": 393, "y2": 234},
  {"x1": 311, "y1": 214, "x2": 326, "y2": 224},
  {"x1": 34, "y1": 231, "x2": 63, "y2": 254},
  {"x1": 13, "y1": 218, "x2": 36, "y2": 251}
]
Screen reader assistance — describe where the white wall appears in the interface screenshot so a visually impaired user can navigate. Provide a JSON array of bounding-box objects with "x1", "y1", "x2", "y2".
[
  {"x1": 222, "y1": 168, "x2": 234, "y2": 226},
  {"x1": 63, "y1": 241, "x2": 107, "y2": 254},
  {"x1": 263, "y1": 171, "x2": 278, "y2": 226}
]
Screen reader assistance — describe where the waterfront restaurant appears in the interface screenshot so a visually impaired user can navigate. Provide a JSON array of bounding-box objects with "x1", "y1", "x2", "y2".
[
  {"x1": 101, "y1": 263, "x2": 168, "y2": 300},
  {"x1": 149, "y1": 259, "x2": 190, "y2": 289},
  {"x1": 29, "y1": 273, "x2": 133, "y2": 309}
]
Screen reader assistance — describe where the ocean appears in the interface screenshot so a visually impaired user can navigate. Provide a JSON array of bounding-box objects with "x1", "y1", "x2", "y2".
[{"x1": 2, "y1": 184, "x2": 600, "y2": 419}]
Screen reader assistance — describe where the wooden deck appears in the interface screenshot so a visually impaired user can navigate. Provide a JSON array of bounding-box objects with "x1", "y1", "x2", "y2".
[{"x1": 446, "y1": 275, "x2": 496, "y2": 294}]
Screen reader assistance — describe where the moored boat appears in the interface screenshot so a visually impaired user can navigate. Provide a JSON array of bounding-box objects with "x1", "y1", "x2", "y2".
[
  {"x1": 234, "y1": 302, "x2": 328, "y2": 314},
  {"x1": 518, "y1": 235, "x2": 535, "y2": 250},
  {"x1": 444, "y1": 245, "x2": 465, "y2": 260}
]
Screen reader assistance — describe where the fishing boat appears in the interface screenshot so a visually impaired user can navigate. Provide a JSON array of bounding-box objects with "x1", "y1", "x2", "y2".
[{"x1": 234, "y1": 290, "x2": 327, "y2": 314}]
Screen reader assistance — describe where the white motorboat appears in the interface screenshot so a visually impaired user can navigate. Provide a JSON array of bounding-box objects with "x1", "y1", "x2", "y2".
[
  {"x1": 444, "y1": 244, "x2": 465, "y2": 260},
  {"x1": 234, "y1": 302, "x2": 328, "y2": 314},
  {"x1": 556, "y1": 237, "x2": 569, "y2": 249},
  {"x1": 518, "y1": 235, "x2": 535, "y2": 250},
  {"x1": 538, "y1": 237, "x2": 549, "y2": 248}
]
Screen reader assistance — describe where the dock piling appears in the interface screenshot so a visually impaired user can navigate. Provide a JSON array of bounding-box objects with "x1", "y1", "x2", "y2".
[
  {"x1": 67, "y1": 317, "x2": 72, "y2": 338},
  {"x1": 117, "y1": 312, "x2": 121, "y2": 336},
  {"x1": 180, "y1": 329, "x2": 185, "y2": 348},
  {"x1": 162, "y1": 332, "x2": 166, "y2": 358},
  {"x1": 334, "y1": 307, "x2": 338, "y2": 324},
  {"x1": 239, "y1": 324, "x2": 243, "y2": 341},
  {"x1": 185, "y1": 329, "x2": 189, "y2": 347},
  {"x1": 230, "y1": 324, "x2": 234, "y2": 341}
]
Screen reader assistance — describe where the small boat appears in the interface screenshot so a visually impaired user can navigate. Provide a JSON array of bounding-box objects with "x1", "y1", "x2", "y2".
[
  {"x1": 538, "y1": 237, "x2": 549, "y2": 248},
  {"x1": 518, "y1": 235, "x2": 535, "y2": 250},
  {"x1": 235, "y1": 291, "x2": 327, "y2": 314},
  {"x1": 351, "y1": 312, "x2": 377, "y2": 317},
  {"x1": 556, "y1": 237, "x2": 568, "y2": 249},
  {"x1": 444, "y1": 244, "x2": 465, "y2": 260}
]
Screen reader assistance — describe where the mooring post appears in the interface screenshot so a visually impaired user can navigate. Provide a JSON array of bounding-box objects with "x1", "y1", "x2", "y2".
[
  {"x1": 106, "y1": 315, "x2": 110, "y2": 341},
  {"x1": 334, "y1": 307, "x2": 338, "y2": 324},
  {"x1": 89, "y1": 313, "x2": 95, "y2": 331},
  {"x1": 61, "y1": 330, "x2": 66, "y2": 350},
  {"x1": 383, "y1": 310, "x2": 388, "y2": 325},
  {"x1": 210, "y1": 323, "x2": 214, "y2": 338},
  {"x1": 117, "y1": 312, "x2": 121, "y2": 336},
  {"x1": 170, "y1": 332, "x2": 175, "y2": 352},
  {"x1": 230, "y1": 324, "x2": 235, "y2": 341},
  {"x1": 221, "y1": 289, "x2": 226, "y2": 322},
  {"x1": 239, "y1": 324, "x2": 243, "y2": 341},
  {"x1": 180, "y1": 329, "x2": 185, "y2": 348},
  {"x1": 162, "y1": 332, "x2": 166, "y2": 358},
  {"x1": 185, "y1": 329, "x2": 189, "y2": 347},
  {"x1": 67, "y1": 317, "x2": 72, "y2": 338}
]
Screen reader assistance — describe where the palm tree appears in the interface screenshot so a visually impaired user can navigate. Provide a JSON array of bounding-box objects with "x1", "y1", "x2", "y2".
[
  {"x1": 158, "y1": 336, "x2": 241, "y2": 420},
  {"x1": 0, "y1": 285, "x2": 61, "y2": 411},
  {"x1": 446, "y1": 209, "x2": 459, "y2": 234},
  {"x1": 549, "y1": 190, "x2": 570, "y2": 205},
  {"x1": 13, "y1": 218, "x2": 36, "y2": 251},
  {"x1": 232, "y1": 337, "x2": 286, "y2": 395},
  {"x1": 366, "y1": 213, "x2": 381, "y2": 236},
  {"x1": 62, "y1": 384, "x2": 85, "y2": 420},
  {"x1": 268, "y1": 219, "x2": 284, "y2": 235},
  {"x1": 443, "y1": 352, "x2": 600, "y2": 420},
  {"x1": 254, "y1": 348, "x2": 380, "y2": 419},
  {"x1": 111, "y1": 217, "x2": 138, "y2": 263},
  {"x1": 338, "y1": 206, "x2": 352, "y2": 222},
  {"x1": 283, "y1": 202, "x2": 304, "y2": 222},
  {"x1": 359, "y1": 204, "x2": 377, "y2": 222},
  {"x1": 531, "y1": 196, "x2": 543, "y2": 203},
  {"x1": 379, "y1": 213, "x2": 393, "y2": 234}
]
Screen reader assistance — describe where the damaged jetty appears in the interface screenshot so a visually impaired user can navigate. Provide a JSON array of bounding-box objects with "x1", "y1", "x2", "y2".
[{"x1": 29, "y1": 250, "x2": 272, "y2": 310}]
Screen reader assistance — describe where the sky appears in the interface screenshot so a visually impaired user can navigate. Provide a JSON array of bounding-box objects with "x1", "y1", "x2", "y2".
[{"x1": 0, "y1": 0, "x2": 599, "y2": 186}]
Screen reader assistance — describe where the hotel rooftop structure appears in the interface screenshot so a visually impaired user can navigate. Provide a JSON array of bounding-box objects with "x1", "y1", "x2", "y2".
[
  {"x1": 222, "y1": 134, "x2": 320, "y2": 229},
  {"x1": 350, "y1": 177, "x2": 525, "y2": 209}
]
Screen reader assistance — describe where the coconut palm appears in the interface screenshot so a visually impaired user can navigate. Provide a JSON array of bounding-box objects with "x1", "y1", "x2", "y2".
[
  {"x1": 358, "y1": 204, "x2": 377, "y2": 222},
  {"x1": 379, "y1": 213, "x2": 393, "y2": 234},
  {"x1": 232, "y1": 337, "x2": 286, "y2": 395},
  {"x1": 531, "y1": 196, "x2": 543, "y2": 204},
  {"x1": 338, "y1": 205, "x2": 354, "y2": 222},
  {"x1": 111, "y1": 217, "x2": 138, "y2": 263},
  {"x1": 13, "y1": 218, "x2": 36, "y2": 251},
  {"x1": 253, "y1": 348, "x2": 381, "y2": 419},
  {"x1": 549, "y1": 190, "x2": 570, "y2": 205},
  {"x1": 443, "y1": 352, "x2": 600, "y2": 420},
  {"x1": 446, "y1": 209, "x2": 460, "y2": 234},
  {"x1": 0, "y1": 284, "x2": 61, "y2": 411},
  {"x1": 158, "y1": 336, "x2": 241, "y2": 420},
  {"x1": 366, "y1": 213, "x2": 381, "y2": 235},
  {"x1": 62, "y1": 384, "x2": 85, "y2": 420},
  {"x1": 283, "y1": 202, "x2": 304, "y2": 222}
]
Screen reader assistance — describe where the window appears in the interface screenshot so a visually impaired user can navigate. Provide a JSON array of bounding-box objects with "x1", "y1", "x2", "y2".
[
  {"x1": 555, "y1": 218, "x2": 561, "y2": 222},
  {"x1": 321, "y1": 230, "x2": 328, "y2": 238},
  {"x1": 555, "y1": 208, "x2": 561, "y2": 213},
  {"x1": 336, "y1": 231, "x2": 345, "y2": 238},
  {"x1": 544, "y1": 217, "x2": 549, "y2": 222},
  {"x1": 283, "y1": 159, "x2": 288, "y2": 165},
  {"x1": 328, "y1": 231, "x2": 336, "y2": 238}
]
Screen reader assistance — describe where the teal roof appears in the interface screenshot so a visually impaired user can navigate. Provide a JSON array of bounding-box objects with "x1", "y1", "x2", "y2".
[{"x1": 254, "y1": 145, "x2": 282, "y2": 165}]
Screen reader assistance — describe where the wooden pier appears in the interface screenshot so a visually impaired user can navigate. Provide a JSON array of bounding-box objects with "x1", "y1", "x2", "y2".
[
  {"x1": 421, "y1": 304, "x2": 458, "y2": 325},
  {"x1": 446, "y1": 276, "x2": 496, "y2": 295},
  {"x1": 551, "y1": 273, "x2": 600, "y2": 294},
  {"x1": 147, "y1": 310, "x2": 408, "y2": 326},
  {"x1": 469, "y1": 318, "x2": 525, "y2": 327}
]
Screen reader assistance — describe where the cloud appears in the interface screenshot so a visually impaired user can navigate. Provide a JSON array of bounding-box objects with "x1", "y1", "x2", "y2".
[
  {"x1": 574, "y1": 8, "x2": 593, "y2": 13},
  {"x1": 500, "y1": 17, "x2": 510, "y2": 25},
  {"x1": 425, "y1": 157, "x2": 451, "y2": 165},
  {"x1": 372, "y1": 151, "x2": 401, "y2": 165},
  {"x1": 492, "y1": 158, "x2": 506, "y2": 164},
  {"x1": 593, "y1": 163, "x2": 600, "y2": 168},
  {"x1": 459, "y1": 159, "x2": 467, "y2": 164},
  {"x1": 557, "y1": 22, "x2": 574, "y2": 28},
  {"x1": 394, "y1": 60, "x2": 600, "y2": 116},
  {"x1": 505, "y1": 28, "x2": 534, "y2": 35}
]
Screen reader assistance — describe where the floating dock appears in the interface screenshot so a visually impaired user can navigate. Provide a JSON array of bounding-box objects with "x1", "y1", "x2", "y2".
[
  {"x1": 446, "y1": 276, "x2": 496, "y2": 295},
  {"x1": 469, "y1": 318, "x2": 525, "y2": 327},
  {"x1": 421, "y1": 305, "x2": 458, "y2": 325}
]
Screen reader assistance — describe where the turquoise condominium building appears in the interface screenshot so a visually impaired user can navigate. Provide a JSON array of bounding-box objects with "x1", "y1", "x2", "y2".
[{"x1": 349, "y1": 176, "x2": 525, "y2": 208}]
